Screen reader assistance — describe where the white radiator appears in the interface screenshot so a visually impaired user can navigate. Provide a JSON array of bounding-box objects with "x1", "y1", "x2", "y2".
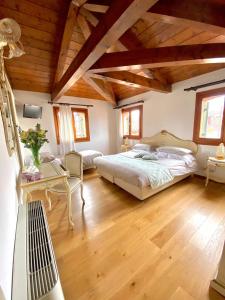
[{"x1": 12, "y1": 201, "x2": 64, "y2": 300}]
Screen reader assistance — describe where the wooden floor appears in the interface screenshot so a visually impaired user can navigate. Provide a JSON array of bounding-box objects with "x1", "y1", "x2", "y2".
[{"x1": 34, "y1": 172, "x2": 225, "y2": 300}]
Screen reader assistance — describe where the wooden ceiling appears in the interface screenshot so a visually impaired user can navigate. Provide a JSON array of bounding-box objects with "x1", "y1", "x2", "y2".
[{"x1": 1, "y1": 0, "x2": 225, "y2": 104}]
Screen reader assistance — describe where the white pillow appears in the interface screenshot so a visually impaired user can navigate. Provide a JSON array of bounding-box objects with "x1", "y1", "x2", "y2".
[
  {"x1": 134, "y1": 150, "x2": 150, "y2": 158},
  {"x1": 133, "y1": 143, "x2": 151, "y2": 152},
  {"x1": 157, "y1": 152, "x2": 182, "y2": 160},
  {"x1": 156, "y1": 146, "x2": 192, "y2": 155},
  {"x1": 142, "y1": 153, "x2": 158, "y2": 160}
]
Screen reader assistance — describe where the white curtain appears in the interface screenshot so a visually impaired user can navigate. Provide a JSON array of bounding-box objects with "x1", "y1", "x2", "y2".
[
  {"x1": 116, "y1": 109, "x2": 123, "y2": 152},
  {"x1": 59, "y1": 105, "x2": 75, "y2": 155}
]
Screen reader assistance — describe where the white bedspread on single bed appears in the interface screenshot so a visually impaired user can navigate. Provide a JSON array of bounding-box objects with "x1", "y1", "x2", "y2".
[
  {"x1": 55, "y1": 150, "x2": 103, "y2": 170},
  {"x1": 94, "y1": 150, "x2": 197, "y2": 188},
  {"x1": 79, "y1": 150, "x2": 103, "y2": 169}
]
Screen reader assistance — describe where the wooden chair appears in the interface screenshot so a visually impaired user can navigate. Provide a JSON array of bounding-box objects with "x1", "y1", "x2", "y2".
[{"x1": 47, "y1": 151, "x2": 85, "y2": 227}]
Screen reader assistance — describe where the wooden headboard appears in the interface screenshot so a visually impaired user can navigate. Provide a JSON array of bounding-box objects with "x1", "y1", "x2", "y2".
[{"x1": 141, "y1": 130, "x2": 198, "y2": 154}]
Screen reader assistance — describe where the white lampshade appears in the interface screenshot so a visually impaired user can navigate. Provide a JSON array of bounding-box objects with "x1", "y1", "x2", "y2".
[
  {"x1": 0, "y1": 18, "x2": 21, "y2": 43},
  {"x1": 0, "y1": 18, "x2": 25, "y2": 59}
]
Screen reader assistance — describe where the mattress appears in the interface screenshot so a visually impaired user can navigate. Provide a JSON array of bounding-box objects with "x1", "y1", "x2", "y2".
[{"x1": 94, "y1": 150, "x2": 197, "y2": 188}]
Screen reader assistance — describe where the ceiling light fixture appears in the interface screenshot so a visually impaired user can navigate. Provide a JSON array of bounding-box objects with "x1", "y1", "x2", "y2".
[{"x1": 0, "y1": 18, "x2": 25, "y2": 59}]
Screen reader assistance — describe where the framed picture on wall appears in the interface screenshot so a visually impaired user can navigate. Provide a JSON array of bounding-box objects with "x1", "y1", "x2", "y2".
[{"x1": 0, "y1": 86, "x2": 16, "y2": 156}]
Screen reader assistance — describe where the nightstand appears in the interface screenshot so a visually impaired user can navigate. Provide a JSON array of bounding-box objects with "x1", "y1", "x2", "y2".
[
  {"x1": 205, "y1": 157, "x2": 225, "y2": 186},
  {"x1": 121, "y1": 144, "x2": 132, "y2": 152}
]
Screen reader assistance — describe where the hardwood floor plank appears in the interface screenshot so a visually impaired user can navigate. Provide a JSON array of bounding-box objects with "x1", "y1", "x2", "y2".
[
  {"x1": 32, "y1": 175, "x2": 225, "y2": 300},
  {"x1": 169, "y1": 287, "x2": 195, "y2": 300}
]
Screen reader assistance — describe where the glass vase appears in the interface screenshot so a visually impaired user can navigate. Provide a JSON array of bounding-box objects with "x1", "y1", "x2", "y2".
[{"x1": 31, "y1": 147, "x2": 41, "y2": 169}]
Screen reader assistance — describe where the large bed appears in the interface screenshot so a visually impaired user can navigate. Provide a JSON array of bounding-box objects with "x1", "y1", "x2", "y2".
[{"x1": 94, "y1": 131, "x2": 198, "y2": 200}]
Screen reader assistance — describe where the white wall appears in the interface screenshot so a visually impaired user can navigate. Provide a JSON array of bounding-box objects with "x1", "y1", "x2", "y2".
[
  {"x1": 13, "y1": 66, "x2": 225, "y2": 182},
  {"x1": 15, "y1": 91, "x2": 57, "y2": 157},
  {"x1": 116, "y1": 68, "x2": 225, "y2": 181},
  {"x1": 0, "y1": 117, "x2": 19, "y2": 300},
  {"x1": 14, "y1": 91, "x2": 117, "y2": 157}
]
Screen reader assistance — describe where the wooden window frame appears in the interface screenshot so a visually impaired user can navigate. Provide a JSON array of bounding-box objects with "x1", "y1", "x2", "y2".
[
  {"x1": 71, "y1": 108, "x2": 90, "y2": 142},
  {"x1": 193, "y1": 87, "x2": 225, "y2": 145},
  {"x1": 122, "y1": 105, "x2": 143, "y2": 140},
  {"x1": 53, "y1": 106, "x2": 60, "y2": 145},
  {"x1": 53, "y1": 106, "x2": 90, "y2": 144}
]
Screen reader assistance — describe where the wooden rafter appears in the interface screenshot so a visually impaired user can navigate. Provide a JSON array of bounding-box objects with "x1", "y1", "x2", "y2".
[
  {"x1": 79, "y1": 7, "x2": 98, "y2": 27},
  {"x1": 77, "y1": 13, "x2": 92, "y2": 40},
  {"x1": 118, "y1": 29, "x2": 157, "y2": 81},
  {"x1": 83, "y1": 0, "x2": 225, "y2": 37},
  {"x1": 90, "y1": 43, "x2": 225, "y2": 73},
  {"x1": 106, "y1": 41, "x2": 127, "y2": 53},
  {"x1": 52, "y1": 0, "x2": 160, "y2": 101},
  {"x1": 79, "y1": 8, "x2": 164, "y2": 82},
  {"x1": 83, "y1": 74, "x2": 116, "y2": 104},
  {"x1": 77, "y1": 8, "x2": 115, "y2": 102},
  {"x1": 89, "y1": 71, "x2": 171, "y2": 93},
  {"x1": 83, "y1": 3, "x2": 109, "y2": 13},
  {"x1": 72, "y1": 0, "x2": 88, "y2": 7},
  {"x1": 148, "y1": 0, "x2": 225, "y2": 36},
  {"x1": 54, "y1": 1, "x2": 78, "y2": 83}
]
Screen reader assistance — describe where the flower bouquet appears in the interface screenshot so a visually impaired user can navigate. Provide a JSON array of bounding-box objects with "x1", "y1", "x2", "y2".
[{"x1": 19, "y1": 123, "x2": 49, "y2": 168}]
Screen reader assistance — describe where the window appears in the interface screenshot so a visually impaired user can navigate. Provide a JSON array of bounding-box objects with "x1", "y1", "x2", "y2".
[
  {"x1": 53, "y1": 106, "x2": 90, "y2": 144},
  {"x1": 193, "y1": 88, "x2": 225, "y2": 145},
  {"x1": 71, "y1": 108, "x2": 90, "y2": 142},
  {"x1": 122, "y1": 105, "x2": 143, "y2": 139}
]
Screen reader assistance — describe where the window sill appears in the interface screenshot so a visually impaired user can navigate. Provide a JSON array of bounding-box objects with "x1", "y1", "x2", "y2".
[
  {"x1": 75, "y1": 138, "x2": 90, "y2": 143},
  {"x1": 56, "y1": 138, "x2": 90, "y2": 145},
  {"x1": 123, "y1": 135, "x2": 142, "y2": 140},
  {"x1": 193, "y1": 138, "x2": 224, "y2": 146}
]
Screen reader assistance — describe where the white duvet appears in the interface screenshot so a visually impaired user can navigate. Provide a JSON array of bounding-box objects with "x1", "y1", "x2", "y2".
[
  {"x1": 79, "y1": 150, "x2": 103, "y2": 169},
  {"x1": 94, "y1": 150, "x2": 197, "y2": 188}
]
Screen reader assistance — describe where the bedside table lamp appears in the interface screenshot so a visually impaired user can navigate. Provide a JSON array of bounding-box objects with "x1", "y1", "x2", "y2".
[
  {"x1": 121, "y1": 137, "x2": 131, "y2": 152},
  {"x1": 216, "y1": 143, "x2": 225, "y2": 160},
  {"x1": 124, "y1": 137, "x2": 129, "y2": 146}
]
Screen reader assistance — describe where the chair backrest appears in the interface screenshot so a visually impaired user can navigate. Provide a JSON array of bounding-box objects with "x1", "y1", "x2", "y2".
[{"x1": 64, "y1": 151, "x2": 83, "y2": 180}]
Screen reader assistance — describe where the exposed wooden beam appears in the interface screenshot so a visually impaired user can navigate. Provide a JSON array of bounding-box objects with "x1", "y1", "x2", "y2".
[
  {"x1": 85, "y1": 0, "x2": 225, "y2": 37},
  {"x1": 52, "y1": 0, "x2": 159, "y2": 101},
  {"x1": 79, "y1": 7, "x2": 98, "y2": 27},
  {"x1": 120, "y1": 29, "x2": 143, "y2": 50},
  {"x1": 90, "y1": 44, "x2": 225, "y2": 73},
  {"x1": 54, "y1": 1, "x2": 78, "y2": 83},
  {"x1": 79, "y1": 7, "x2": 162, "y2": 81},
  {"x1": 150, "y1": 69, "x2": 168, "y2": 85},
  {"x1": 83, "y1": 3, "x2": 109, "y2": 13},
  {"x1": 83, "y1": 74, "x2": 116, "y2": 104},
  {"x1": 129, "y1": 69, "x2": 153, "y2": 79},
  {"x1": 78, "y1": 7, "x2": 142, "y2": 98},
  {"x1": 77, "y1": 7, "x2": 116, "y2": 104},
  {"x1": 106, "y1": 41, "x2": 127, "y2": 53},
  {"x1": 118, "y1": 29, "x2": 157, "y2": 80},
  {"x1": 89, "y1": 71, "x2": 171, "y2": 93},
  {"x1": 148, "y1": 0, "x2": 225, "y2": 36},
  {"x1": 72, "y1": 0, "x2": 88, "y2": 7},
  {"x1": 77, "y1": 13, "x2": 92, "y2": 40},
  {"x1": 114, "y1": 41, "x2": 127, "y2": 52},
  {"x1": 80, "y1": 8, "x2": 126, "y2": 54}
]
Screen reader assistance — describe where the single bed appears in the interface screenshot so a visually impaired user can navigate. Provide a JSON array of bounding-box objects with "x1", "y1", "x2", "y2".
[
  {"x1": 94, "y1": 130, "x2": 198, "y2": 200},
  {"x1": 54, "y1": 150, "x2": 103, "y2": 170},
  {"x1": 79, "y1": 150, "x2": 103, "y2": 170}
]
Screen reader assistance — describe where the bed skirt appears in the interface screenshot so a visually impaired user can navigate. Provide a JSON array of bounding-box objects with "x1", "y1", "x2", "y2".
[{"x1": 98, "y1": 169, "x2": 192, "y2": 200}]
